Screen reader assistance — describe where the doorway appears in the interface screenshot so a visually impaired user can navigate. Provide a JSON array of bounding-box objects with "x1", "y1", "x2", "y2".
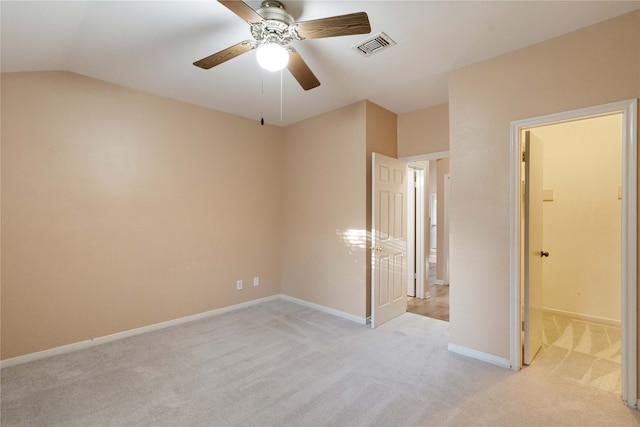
[
  {"x1": 403, "y1": 153, "x2": 450, "y2": 322},
  {"x1": 523, "y1": 115, "x2": 623, "y2": 393},
  {"x1": 509, "y1": 99, "x2": 637, "y2": 407}
]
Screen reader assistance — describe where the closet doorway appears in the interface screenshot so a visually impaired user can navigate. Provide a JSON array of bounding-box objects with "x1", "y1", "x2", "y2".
[{"x1": 510, "y1": 99, "x2": 637, "y2": 407}]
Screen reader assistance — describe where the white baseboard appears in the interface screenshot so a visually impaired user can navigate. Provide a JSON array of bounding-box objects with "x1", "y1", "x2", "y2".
[
  {"x1": 433, "y1": 279, "x2": 444, "y2": 285},
  {"x1": 279, "y1": 294, "x2": 368, "y2": 325},
  {"x1": 1, "y1": 294, "x2": 369, "y2": 369},
  {"x1": 543, "y1": 307, "x2": 621, "y2": 327},
  {"x1": 448, "y1": 343, "x2": 512, "y2": 369},
  {"x1": 0, "y1": 295, "x2": 281, "y2": 369}
]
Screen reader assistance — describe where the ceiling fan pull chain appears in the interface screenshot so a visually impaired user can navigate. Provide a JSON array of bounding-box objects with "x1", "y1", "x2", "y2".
[
  {"x1": 260, "y1": 70, "x2": 265, "y2": 126},
  {"x1": 280, "y1": 69, "x2": 283, "y2": 122}
]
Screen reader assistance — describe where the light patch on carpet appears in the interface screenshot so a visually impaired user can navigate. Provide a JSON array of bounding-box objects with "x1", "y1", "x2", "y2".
[{"x1": 535, "y1": 312, "x2": 621, "y2": 394}]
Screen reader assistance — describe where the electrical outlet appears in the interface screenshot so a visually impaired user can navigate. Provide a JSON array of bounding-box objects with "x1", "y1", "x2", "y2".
[
  {"x1": 253, "y1": 276, "x2": 259, "y2": 287},
  {"x1": 236, "y1": 280, "x2": 243, "y2": 290}
]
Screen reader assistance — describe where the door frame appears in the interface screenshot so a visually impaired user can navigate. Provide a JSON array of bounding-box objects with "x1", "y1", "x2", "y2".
[
  {"x1": 407, "y1": 163, "x2": 427, "y2": 298},
  {"x1": 443, "y1": 173, "x2": 450, "y2": 285},
  {"x1": 401, "y1": 151, "x2": 450, "y2": 293},
  {"x1": 508, "y1": 99, "x2": 637, "y2": 407}
]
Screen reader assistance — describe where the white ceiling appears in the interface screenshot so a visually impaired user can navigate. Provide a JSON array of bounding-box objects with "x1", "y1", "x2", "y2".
[{"x1": 2, "y1": 1, "x2": 639, "y2": 126}]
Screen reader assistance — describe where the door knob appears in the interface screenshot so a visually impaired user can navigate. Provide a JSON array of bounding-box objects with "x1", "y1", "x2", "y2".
[{"x1": 541, "y1": 251, "x2": 549, "y2": 257}]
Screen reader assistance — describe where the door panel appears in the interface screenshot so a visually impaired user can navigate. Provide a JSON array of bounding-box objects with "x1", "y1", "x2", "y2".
[
  {"x1": 372, "y1": 153, "x2": 407, "y2": 328},
  {"x1": 380, "y1": 190, "x2": 390, "y2": 239},
  {"x1": 379, "y1": 255, "x2": 390, "y2": 305},
  {"x1": 392, "y1": 253, "x2": 404, "y2": 299},
  {"x1": 524, "y1": 130, "x2": 544, "y2": 365},
  {"x1": 394, "y1": 193, "x2": 403, "y2": 238}
]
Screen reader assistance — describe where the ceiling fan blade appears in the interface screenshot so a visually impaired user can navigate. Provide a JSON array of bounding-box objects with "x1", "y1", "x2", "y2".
[
  {"x1": 193, "y1": 40, "x2": 254, "y2": 69},
  {"x1": 218, "y1": 0, "x2": 263, "y2": 24},
  {"x1": 287, "y1": 49, "x2": 320, "y2": 91},
  {"x1": 294, "y1": 12, "x2": 371, "y2": 40}
]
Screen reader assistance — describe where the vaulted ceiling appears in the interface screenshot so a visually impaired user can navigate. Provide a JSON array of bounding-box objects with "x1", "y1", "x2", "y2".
[{"x1": 3, "y1": 1, "x2": 639, "y2": 126}]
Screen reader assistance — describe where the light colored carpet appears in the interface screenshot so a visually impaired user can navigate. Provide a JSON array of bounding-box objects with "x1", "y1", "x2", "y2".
[
  {"x1": 535, "y1": 312, "x2": 622, "y2": 394},
  {"x1": 2, "y1": 299, "x2": 640, "y2": 426}
]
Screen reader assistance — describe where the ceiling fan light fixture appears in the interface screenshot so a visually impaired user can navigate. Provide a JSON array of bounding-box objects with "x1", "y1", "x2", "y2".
[{"x1": 256, "y1": 42, "x2": 289, "y2": 71}]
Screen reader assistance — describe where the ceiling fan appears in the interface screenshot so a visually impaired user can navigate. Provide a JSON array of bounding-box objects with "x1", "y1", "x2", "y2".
[{"x1": 193, "y1": 0, "x2": 372, "y2": 90}]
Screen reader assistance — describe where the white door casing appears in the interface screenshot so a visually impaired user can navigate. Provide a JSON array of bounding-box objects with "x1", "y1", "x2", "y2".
[
  {"x1": 407, "y1": 168, "x2": 416, "y2": 298},
  {"x1": 415, "y1": 166, "x2": 426, "y2": 298},
  {"x1": 523, "y1": 130, "x2": 544, "y2": 365},
  {"x1": 371, "y1": 153, "x2": 408, "y2": 328},
  {"x1": 443, "y1": 174, "x2": 451, "y2": 286},
  {"x1": 407, "y1": 163, "x2": 427, "y2": 299}
]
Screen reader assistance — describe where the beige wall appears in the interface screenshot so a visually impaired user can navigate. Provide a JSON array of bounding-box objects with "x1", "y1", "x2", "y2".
[
  {"x1": 1, "y1": 71, "x2": 284, "y2": 359},
  {"x1": 1, "y1": 72, "x2": 398, "y2": 359},
  {"x1": 536, "y1": 115, "x2": 622, "y2": 322},
  {"x1": 398, "y1": 103, "x2": 449, "y2": 157},
  {"x1": 281, "y1": 102, "x2": 368, "y2": 318},
  {"x1": 280, "y1": 100, "x2": 396, "y2": 319},
  {"x1": 448, "y1": 10, "x2": 639, "y2": 361}
]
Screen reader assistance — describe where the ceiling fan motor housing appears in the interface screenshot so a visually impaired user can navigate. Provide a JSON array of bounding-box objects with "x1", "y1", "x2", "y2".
[
  {"x1": 257, "y1": 1, "x2": 293, "y2": 23},
  {"x1": 251, "y1": 0, "x2": 301, "y2": 47}
]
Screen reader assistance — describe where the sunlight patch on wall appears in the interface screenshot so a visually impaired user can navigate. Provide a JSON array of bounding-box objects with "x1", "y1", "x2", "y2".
[{"x1": 336, "y1": 229, "x2": 368, "y2": 251}]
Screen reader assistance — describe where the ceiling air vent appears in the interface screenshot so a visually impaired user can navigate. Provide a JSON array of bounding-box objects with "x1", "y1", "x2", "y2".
[{"x1": 352, "y1": 32, "x2": 396, "y2": 57}]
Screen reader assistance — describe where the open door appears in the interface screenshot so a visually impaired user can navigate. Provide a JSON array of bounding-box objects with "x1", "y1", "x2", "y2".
[
  {"x1": 371, "y1": 153, "x2": 407, "y2": 328},
  {"x1": 523, "y1": 130, "x2": 544, "y2": 365}
]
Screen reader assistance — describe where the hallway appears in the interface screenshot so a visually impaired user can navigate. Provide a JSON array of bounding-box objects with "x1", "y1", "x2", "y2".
[{"x1": 407, "y1": 263, "x2": 449, "y2": 321}]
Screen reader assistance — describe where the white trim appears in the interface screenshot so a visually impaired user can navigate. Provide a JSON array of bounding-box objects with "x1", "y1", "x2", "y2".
[
  {"x1": 0, "y1": 295, "x2": 281, "y2": 369},
  {"x1": 433, "y1": 279, "x2": 445, "y2": 286},
  {"x1": 509, "y1": 99, "x2": 637, "y2": 407},
  {"x1": 415, "y1": 166, "x2": 426, "y2": 298},
  {"x1": 279, "y1": 295, "x2": 368, "y2": 325},
  {"x1": 400, "y1": 151, "x2": 450, "y2": 163},
  {"x1": 443, "y1": 173, "x2": 451, "y2": 286},
  {"x1": 543, "y1": 307, "x2": 621, "y2": 328},
  {"x1": 448, "y1": 343, "x2": 512, "y2": 369},
  {"x1": 407, "y1": 168, "x2": 417, "y2": 297},
  {"x1": 621, "y1": 99, "x2": 638, "y2": 409},
  {"x1": 407, "y1": 162, "x2": 427, "y2": 299},
  {"x1": 509, "y1": 121, "x2": 522, "y2": 372}
]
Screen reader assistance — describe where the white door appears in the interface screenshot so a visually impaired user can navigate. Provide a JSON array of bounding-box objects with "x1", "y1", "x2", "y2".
[
  {"x1": 371, "y1": 153, "x2": 408, "y2": 328},
  {"x1": 524, "y1": 130, "x2": 544, "y2": 365}
]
